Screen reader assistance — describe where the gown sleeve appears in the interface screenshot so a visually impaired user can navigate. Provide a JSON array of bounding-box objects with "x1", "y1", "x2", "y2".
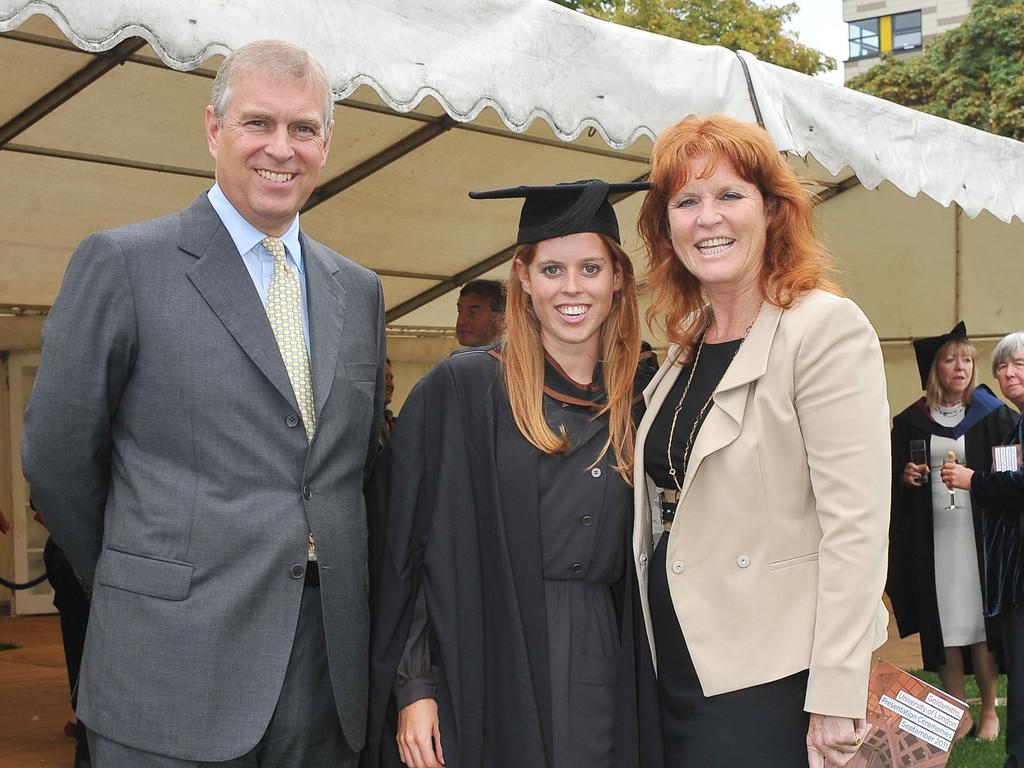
[
  {"x1": 973, "y1": 467, "x2": 1024, "y2": 509},
  {"x1": 393, "y1": 586, "x2": 439, "y2": 708}
]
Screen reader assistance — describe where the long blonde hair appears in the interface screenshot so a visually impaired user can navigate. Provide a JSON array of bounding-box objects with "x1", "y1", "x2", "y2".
[{"x1": 502, "y1": 234, "x2": 641, "y2": 482}]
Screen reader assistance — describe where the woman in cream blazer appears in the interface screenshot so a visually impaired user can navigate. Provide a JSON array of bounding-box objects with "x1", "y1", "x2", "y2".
[{"x1": 633, "y1": 115, "x2": 890, "y2": 767}]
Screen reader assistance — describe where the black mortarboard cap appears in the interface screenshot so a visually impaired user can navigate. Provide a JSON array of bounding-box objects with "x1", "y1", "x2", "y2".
[
  {"x1": 468, "y1": 179, "x2": 650, "y2": 244},
  {"x1": 912, "y1": 321, "x2": 969, "y2": 389}
]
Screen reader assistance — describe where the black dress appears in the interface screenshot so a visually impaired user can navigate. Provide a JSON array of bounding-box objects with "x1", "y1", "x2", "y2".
[
  {"x1": 644, "y1": 339, "x2": 810, "y2": 766},
  {"x1": 365, "y1": 348, "x2": 659, "y2": 768}
]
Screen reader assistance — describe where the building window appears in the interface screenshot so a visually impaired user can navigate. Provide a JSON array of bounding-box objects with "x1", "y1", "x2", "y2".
[
  {"x1": 849, "y1": 17, "x2": 880, "y2": 60},
  {"x1": 892, "y1": 11, "x2": 923, "y2": 51}
]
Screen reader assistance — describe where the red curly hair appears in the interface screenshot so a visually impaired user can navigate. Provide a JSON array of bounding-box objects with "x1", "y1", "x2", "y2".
[{"x1": 638, "y1": 114, "x2": 838, "y2": 350}]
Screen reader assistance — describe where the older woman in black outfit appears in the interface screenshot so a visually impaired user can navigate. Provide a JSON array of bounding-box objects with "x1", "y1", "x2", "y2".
[
  {"x1": 888, "y1": 322, "x2": 1016, "y2": 742},
  {"x1": 943, "y1": 331, "x2": 1024, "y2": 768}
]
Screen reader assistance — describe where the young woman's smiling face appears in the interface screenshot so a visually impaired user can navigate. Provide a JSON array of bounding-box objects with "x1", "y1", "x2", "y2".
[
  {"x1": 666, "y1": 155, "x2": 771, "y2": 297},
  {"x1": 515, "y1": 232, "x2": 622, "y2": 364}
]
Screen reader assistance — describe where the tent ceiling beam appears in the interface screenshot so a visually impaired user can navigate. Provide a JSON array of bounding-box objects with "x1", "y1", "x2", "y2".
[
  {"x1": 2, "y1": 142, "x2": 215, "y2": 178},
  {"x1": 815, "y1": 174, "x2": 861, "y2": 205},
  {"x1": 0, "y1": 36, "x2": 147, "y2": 147},
  {"x1": 302, "y1": 115, "x2": 456, "y2": 212},
  {"x1": 384, "y1": 244, "x2": 516, "y2": 324},
  {"x1": 386, "y1": 325, "x2": 457, "y2": 338},
  {"x1": 374, "y1": 269, "x2": 450, "y2": 281},
  {"x1": 385, "y1": 180, "x2": 651, "y2": 323},
  {"x1": 385, "y1": 180, "x2": 647, "y2": 321}
]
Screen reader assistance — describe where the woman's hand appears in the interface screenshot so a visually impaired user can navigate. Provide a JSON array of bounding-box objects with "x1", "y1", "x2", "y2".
[
  {"x1": 940, "y1": 461, "x2": 974, "y2": 491},
  {"x1": 806, "y1": 713, "x2": 868, "y2": 767},
  {"x1": 901, "y1": 461, "x2": 929, "y2": 488},
  {"x1": 397, "y1": 698, "x2": 445, "y2": 768}
]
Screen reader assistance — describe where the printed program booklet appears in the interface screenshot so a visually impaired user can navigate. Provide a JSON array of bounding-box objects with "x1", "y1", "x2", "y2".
[{"x1": 848, "y1": 660, "x2": 969, "y2": 768}]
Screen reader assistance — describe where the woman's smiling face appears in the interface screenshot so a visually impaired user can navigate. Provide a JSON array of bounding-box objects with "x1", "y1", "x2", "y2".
[
  {"x1": 515, "y1": 232, "x2": 622, "y2": 362},
  {"x1": 666, "y1": 155, "x2": 770, "y2": 296}
]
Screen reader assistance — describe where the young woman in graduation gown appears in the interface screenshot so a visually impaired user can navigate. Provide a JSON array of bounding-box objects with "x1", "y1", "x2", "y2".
[
  {"x1": 364, "y1": 180, "x2": 661, "y2": 768},
  {"x1": 887, "y1": 322, "x2": 1017, "y2": 740}
]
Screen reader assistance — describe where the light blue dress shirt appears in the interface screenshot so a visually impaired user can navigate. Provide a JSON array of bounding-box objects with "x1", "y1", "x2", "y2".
[{"x1": 206, "y1": 184, "x2": 311, "y2": 352}]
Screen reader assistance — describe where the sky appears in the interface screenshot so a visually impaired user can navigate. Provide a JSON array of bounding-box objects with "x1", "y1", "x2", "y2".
[{"x1": 765, "y1": 0, "x2": 848, "y2": 84}]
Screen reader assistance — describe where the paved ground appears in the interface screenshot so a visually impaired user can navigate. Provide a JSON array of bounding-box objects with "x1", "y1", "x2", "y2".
[
  {"x1": 0, "y1": 615, "x2": 76, "y2": 768},
  {"x1": 0, "y1": 596, "x2": 923, "y2": 766}
]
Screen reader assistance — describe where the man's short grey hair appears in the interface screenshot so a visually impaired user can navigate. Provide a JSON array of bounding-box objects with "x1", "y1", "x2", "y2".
[
  {"x1": 211, "y1": 39, "x2": 334, "y2": 127},
  {"x1": 992, "y1": 331, "x2": 1024, "y2": 376}
]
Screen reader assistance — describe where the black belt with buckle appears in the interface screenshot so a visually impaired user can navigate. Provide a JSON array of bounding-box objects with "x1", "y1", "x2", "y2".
[
  {"x1": 305, "y1": 560, "x2": 320, "y2": 587},
  {"x1": 659, "y1": 489, "x2": 679, "y2": 525}
]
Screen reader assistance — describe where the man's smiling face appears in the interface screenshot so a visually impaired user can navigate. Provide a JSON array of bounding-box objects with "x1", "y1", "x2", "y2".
[{"x1": 205, "y1": 70, "x2": 333, "y2": 236}]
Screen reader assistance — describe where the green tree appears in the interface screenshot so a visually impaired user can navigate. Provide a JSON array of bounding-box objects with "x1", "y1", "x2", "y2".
[
  {"x1": 553, "y1": 0, "x2": 835, "y2": 76},
  {"x1": 847, "y1": 0, "x2": 1024, "y2": 140}
]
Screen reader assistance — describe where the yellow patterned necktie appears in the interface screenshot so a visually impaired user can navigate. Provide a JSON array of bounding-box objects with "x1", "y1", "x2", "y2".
[
  {"x1": 263, "y1": 236, "x2": 318, "y2": 561},
  {"x1": 262, "y1": 236, "x2": 316, "y2": 439}
]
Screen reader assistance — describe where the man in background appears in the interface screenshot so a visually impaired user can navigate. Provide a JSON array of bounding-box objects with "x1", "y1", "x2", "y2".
[{"x1": 455, "y1": 279, "x2": 505, "y2": 346}]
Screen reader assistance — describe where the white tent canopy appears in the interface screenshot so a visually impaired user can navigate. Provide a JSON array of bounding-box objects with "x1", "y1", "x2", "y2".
[
  {"x1": 3, "y1": 0, "x2": 1023, "y2": 219},
  {"x1": 0, "y1": 0, "x2": 1022, "y2": 373}
]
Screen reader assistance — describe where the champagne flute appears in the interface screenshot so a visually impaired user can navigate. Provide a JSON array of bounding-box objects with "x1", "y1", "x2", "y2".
[
  {"x1": 909, "y1": 440, "x2": 928, "y2": 486},
  {"x1": 943, "y1": 450, "x2": 959, "y2": 510}
]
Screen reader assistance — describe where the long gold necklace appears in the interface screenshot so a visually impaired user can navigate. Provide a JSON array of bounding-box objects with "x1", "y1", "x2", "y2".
[{"x1": 665, "y1": 304, "x2": 761, "y2": 492}]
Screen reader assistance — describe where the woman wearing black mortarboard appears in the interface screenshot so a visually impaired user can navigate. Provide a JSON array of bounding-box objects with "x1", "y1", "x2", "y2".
[
  {"x1": 363, "y1": 180, "x2": 662, "y2": 768},
  {"x1": 887, "y1": 322, "x2": 1016, "y2": 741}
]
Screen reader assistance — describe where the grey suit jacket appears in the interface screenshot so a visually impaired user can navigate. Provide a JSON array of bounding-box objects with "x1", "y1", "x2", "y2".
[{"x1": 22, "y1": 193, "x2": 385, "y2": 760}]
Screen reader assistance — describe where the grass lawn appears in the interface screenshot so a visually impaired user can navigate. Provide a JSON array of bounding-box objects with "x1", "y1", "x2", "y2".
[{"x1": 912, "y1": 669, "x2": 1006, "y2": 767}]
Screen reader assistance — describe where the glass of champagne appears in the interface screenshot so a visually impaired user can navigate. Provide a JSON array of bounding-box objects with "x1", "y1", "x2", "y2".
[
  {"x1": 909, "y1": 440, "x2": 928, "y2": 487},
  {"x1": 943, "y1": 450, "x2": 959, "y2": 510}
]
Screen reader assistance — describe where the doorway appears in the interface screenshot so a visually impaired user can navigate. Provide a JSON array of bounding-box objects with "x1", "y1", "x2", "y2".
[{"x1": 7, "y1": 351, "x2": 54, "y2": 615}]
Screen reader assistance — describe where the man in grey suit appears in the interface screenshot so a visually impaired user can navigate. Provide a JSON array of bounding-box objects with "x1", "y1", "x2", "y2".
[{"x1": 22, "y1": 40, "x2": 384, "y2": 767}]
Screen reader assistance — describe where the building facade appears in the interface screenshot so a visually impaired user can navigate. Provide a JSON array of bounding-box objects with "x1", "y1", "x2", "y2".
[{"x1": 843, "y1": 0, "x2": 973, "y2": 80}]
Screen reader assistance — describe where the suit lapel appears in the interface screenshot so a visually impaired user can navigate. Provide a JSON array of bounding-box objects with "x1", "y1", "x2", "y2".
[
  {"x1": 182, "y1": 195, "x2": 297, "y2": 410},
  {"x1": 677, "y1": 301, "x2": 783, "y2": 501},
  {"x1": 303, "y1": 235, "x2": 347, "y2": 420},
  {"x1": 634, "y1": 345, "x2": 686, "y2": 491}
]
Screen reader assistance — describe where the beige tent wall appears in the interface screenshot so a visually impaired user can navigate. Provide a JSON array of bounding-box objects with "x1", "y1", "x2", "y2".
[
  {"x1": 820, "y1": 181, "x2": 959, "y2": 338},
  {"x1": 816, "y1": 182, "x2": 1024, "y2": 421},
  {"x1": 962, "y1": 209, "x2": 1024, "y2": 333}
]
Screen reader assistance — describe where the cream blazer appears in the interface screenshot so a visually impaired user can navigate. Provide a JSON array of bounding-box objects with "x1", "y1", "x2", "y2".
[{"x1": 632, "y1": 289, "x2": 891, "y2": 718}]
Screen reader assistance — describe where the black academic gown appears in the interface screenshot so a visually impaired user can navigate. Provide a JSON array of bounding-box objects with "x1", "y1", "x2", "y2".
[
  {"x1": 887, "y1": 384, "x2": 1018, "y2": 671},
  {"x1": 364, "y1": 347, "x2": 659, "y2": 768},
  {"x1": 972, "y1": 414, "x2": 1024, "y2": 618}
]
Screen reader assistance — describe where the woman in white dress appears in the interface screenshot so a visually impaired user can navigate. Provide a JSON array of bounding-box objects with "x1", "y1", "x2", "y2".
[{"x1": 887, "y1": 322, "x2": 1017, "y2": 741}]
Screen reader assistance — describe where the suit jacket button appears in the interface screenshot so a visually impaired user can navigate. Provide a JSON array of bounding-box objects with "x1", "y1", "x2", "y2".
[
  {"x1": 571, "y1": 562, "x2": 582, "y2": 574},
  {"x1": 285, "y1": 413, "x2": 299, "y2": 428},
  {"x1": 671, "y1": 561, "x2": 685, "y2": 574},
  {"x1": 290, "y1": 563, "x2": 305, "y2": 579},
  {"x1": 302, "y1": 485, "x2": 312, "y2": 500},
  {"x1": 737, "y1": 554, "x2": 751, "y2": 568},
  {"x1": 639, "y1": 553, "x2": 648, "y2": 567},
  {"x1": 581, "y1": 515, "x2": 593, "y2": 526}
]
